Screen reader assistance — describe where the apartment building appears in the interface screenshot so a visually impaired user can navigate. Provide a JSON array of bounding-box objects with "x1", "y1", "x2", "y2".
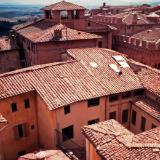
[{"x1": 0, "y1": 48, "x2": 160, "y2": 160}]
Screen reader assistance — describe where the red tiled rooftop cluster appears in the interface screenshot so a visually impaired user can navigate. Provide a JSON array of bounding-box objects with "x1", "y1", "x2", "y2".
[
  {"x1": 82, "y1": 119, "x2": 160, "y2": 160},
  {"x1": 19, "y1": 150, "x2": 70, "y2": 160},
  {"x1": 0, "y1": 48, "x2": 142, "y2": 110},
  {"x1": 13, "y1": 20, "x2": 102, "y2": 43}
]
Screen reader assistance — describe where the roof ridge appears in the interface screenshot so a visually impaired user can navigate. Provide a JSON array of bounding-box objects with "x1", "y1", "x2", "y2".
[{"x1": 0, "y1": 60, "x2": 77, "y2": 78}]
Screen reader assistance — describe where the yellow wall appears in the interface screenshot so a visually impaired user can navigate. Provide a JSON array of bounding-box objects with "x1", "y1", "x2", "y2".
[
  {"x1": 56, "y1": 97, "x2": 106, "y2": 147},
  {"x1": 86, "y1": 139, "x2": 101, "y2": 160},
  {"x1": 36, "y1": 94, "x2": 57, "y2": 149},
  {"x1": 0, "y1": 92, "x2": 38, "y2": 160},
  {"x1": 130, "y1": 104, "x2": 160, "y2": 134}
]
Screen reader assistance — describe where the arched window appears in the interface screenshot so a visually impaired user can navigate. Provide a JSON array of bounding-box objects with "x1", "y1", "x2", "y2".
[{"x1": 98, "y1": 41, "x2": 102, "y2": 48}]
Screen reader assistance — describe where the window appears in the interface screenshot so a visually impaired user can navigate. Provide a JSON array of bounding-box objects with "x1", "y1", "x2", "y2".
[
  {"x1": 141, "y1": 117, "x2": 146, "y2": 131},
  {"x1": 134, "y1": 89, "x2": 144, "y2": 96},
  {"x1": 88, "y1": 119, "x2": 99, "y2": 125},
  {"x1": 64, "y1": 105, "x2": 70, "y2": 114},
  {"x1": 14, "y1": 124, "x2": 28, "y2": 139},
  {"x1": 11, "y1": 103, "x2": 17, "y2": 112},
  {"x1": 88, "y1": 98, "x2": 100, "y2": 107},
  {"x1": 24, "y1": 99, "x2": 30, "y2": 109},
  {"x1": 60, "y1": 10, "x2": 68, "y2": 19},
  {"x1": 62, "y1": 125, "x2": 74, "y2": 141},
  {"x1": 109, "y1": 94, "x2": 119, "y2": 102},
  {"x1": 152, "y1": 124, "x2": 157, "y2": 129},
  {"x1": 131, "y1": 110, "x2": 137, "y2": 125},
  {"x1": 88, "y1": 22, "x2": 91, "y2": 27},
  {"x1": 17, "y1": 150, "x2": 26, "y2": 157},
  {"x1": 122, "y1": 91, "x2": 131, "y2": 99},
  {"x1": 122, "y1": 109, "x2": 128, "y2": 123},
  {"x1": 98, "y1": 41, "x2": 102, "y2": 48},
  {"x1": 109, "y1": 112, "x2": 116, "y2": 120}
]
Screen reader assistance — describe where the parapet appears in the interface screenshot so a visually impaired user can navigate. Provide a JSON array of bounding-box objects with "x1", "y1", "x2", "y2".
[
  {"x1": 117, "y1": 35, "x2": 160, "y2": 50},
  {"x1": 90, "y1": 15, "x2": 122, "y2": 25}
]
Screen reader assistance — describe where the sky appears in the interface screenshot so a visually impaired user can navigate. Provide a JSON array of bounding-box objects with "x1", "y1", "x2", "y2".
[{"x1": 0, "y1": 0, "x2": 160, "y2": 5}]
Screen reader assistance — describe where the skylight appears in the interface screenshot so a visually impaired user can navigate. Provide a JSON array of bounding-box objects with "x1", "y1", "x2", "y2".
[{"x1": 90, "y1": 62, "x2": 98, "y2": 68}]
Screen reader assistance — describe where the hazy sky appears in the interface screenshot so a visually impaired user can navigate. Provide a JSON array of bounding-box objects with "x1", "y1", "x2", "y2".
[{"x1": 0, "y1": 0, "x2": 159, "y2": 5}]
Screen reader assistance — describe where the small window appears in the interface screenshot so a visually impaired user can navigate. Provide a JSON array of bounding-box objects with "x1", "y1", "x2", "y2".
[
  {"x1": 31, "y1": 125, "x2": 35, "y2": 130},
  {"x1": 122, "y1": 109, "x2": 128, "y2": 123},
  {"x1": 98, "y1": 41, "x2": 102, "y2": 48},
  {"x1": 88, "y1": 98, "x2": 100, "y2": 107},
  {"x1": 109, "y1": 112, "x2": 116, "y2": 120},
  {"x1": 88, "y1": 119, "x2": 99, "y2": 125},
  {"x1": 141, "y1": 117, "x2": 146, "y2": 131},
  {"x1": 109, "y1": 94, "x2": 119, "y2": 102},
  {"x1": 152, "y1": 124, "x2": 157, "y2": 129},
  {"x1": 88, "y1": 22, "x2": 91, "y2": 27},
  {"x1": 134, "y1": 89, "x2": 144, "y2": 96},
  {"x1": 24, "y1": 99, "x2": 30, "y2": 109},
  {"x1": 11, "y1": 103, "x2": 17, "y2": 112},
  {"x1": 14, "y1": 124, "x2": 28, "y2": 139},
  {"x1": 18, "y1": 150, "x2": 26, "y2": 157},
  {"x1": 131, "y1": 110, "x2": 137, "y2": 125},
  {"x1": 122, "y1": 91, "x2": 131, "y2": 99},
  {"x1": 64, "y1": 105, "x2": 70, "y2": 114},
  {"x1": 62, "y1": 125, "x2": 74, "y2": 141}
]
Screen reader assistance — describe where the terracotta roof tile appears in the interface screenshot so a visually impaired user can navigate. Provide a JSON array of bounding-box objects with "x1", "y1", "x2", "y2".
[
  {"x1": 133, "y1": 97, "x2": 160, "y2": 121},
  {"x1": 14, "y1": 20, "x2": 102, "y2": 43},
  {"x1": 82, "y1": 120, "x2": 160, "y2": 160},
  {"x1": 0, "y1": 48, "x2": 142, "y2": 110},
  {"x1": 41, "y1": 0, "x2": 86, "y2": 11},
  {"x1": 132, "y1": 27, "x2": 160, "y2": 42},
  {"x1": 19, "y1": 150, "x2": 70, "y2": 160},
  {"x1": 128, "y1": 59, "x2": 160, "y2": 96}
]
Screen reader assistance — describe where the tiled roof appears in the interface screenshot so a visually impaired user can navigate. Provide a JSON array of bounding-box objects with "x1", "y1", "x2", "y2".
[
  {"x1": 133, "y1": 97, "x2": 160, "y2": 121},
  {"x1": 0, "y1": 37, "x2": 17, "y2": 51},
  {"x1": 41, "y1": 0, "x2": 86, "y2": 11},
  {"x1": 67, "y1": 48, "x2": 142, "y2": 94},
  {"x1": 128, "y1": 59, "x2": 160, "y2": 97},
  {"x1": 18, "y1": 150, "x2": 70, "y2": 160},
  {"x1": 132, "y1": 27, "x2": 160, "y2": 42},
  {"x1": 82, "y1": 119, "x2": 160, "y2": 160},
  {"x1": 0, "y1": 113, "x2": 7, "y2": 123},
  {"x1": 0, "y1": 48, "x2": 142, "y2": 110},
  {"x1": 122, "y1": 12, "x2": 151, "y2": 25},
  {"x1": 13, "y1": 19, "x2": 102, "y2": 43}
]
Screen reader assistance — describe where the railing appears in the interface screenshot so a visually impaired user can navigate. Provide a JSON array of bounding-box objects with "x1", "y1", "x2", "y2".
[{"x1": 56, "y1": 129, "x2": 86, "y2": 160}]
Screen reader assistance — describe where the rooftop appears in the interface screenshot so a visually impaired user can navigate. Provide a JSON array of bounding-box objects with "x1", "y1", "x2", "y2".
[
  {"x1": 132, "y1": 27, "x2": 160, "y2": 42},
  {"x1": 133, "y1": 97, "x2": 160, "y2": 121},
  {"x1": 82, "y1": 119, "x2": 160, "y2": 160},
  {"x1": 18, "y1": 150, "x2": 70, "y2": 160},
  {"x1": 128, "y1": 59, "x2": 160, "y2": 97},
  {"x1": 12, "y1": 20, "x2": 102, "y2": 43},
  {"x1": 0, "y1": 48, "x2": 142, "y2": 110},
  {"x1": 41, "y1": 0, "x2": 86, "y2": 11}
]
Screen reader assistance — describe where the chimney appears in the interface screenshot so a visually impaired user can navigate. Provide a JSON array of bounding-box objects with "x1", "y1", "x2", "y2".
[
  {"x1": 103, "y1": 2, "x2": 106, "y2": 7},
  {"x1": 54, "y1": 29, "x2": 62, "y2": 40}
]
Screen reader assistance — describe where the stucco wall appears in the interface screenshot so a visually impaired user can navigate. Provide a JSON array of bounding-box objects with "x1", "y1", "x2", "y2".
[
  {"x1": 0, "y1": 49, "x2": 20, "y2": 74},
  {"x1": 0, "y1": 92, "x2": 38, "y2": 160},
  {"x1": 55, "y1": 97, "x2": 106, "y2": 147}
]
